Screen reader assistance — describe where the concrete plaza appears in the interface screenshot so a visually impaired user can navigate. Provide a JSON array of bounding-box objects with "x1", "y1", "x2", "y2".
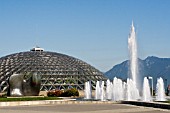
[{"x1": 0, "y1": 103, "x2": 169, "y2": 113}]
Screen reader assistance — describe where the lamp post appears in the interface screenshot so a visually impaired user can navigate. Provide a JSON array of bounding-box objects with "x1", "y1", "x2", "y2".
[{"x1": 148, "y1": 76, "x2": 153, "y2": 96}]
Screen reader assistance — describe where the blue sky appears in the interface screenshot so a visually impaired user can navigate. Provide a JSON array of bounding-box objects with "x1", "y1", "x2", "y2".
[{"x1": 0, "y1": 0, "x2": 170, "y2": 72}]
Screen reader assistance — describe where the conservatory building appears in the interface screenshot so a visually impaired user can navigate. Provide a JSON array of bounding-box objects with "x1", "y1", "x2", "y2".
[{"x1": 0, "y1": 47, "x2": 106, "y2": 92}]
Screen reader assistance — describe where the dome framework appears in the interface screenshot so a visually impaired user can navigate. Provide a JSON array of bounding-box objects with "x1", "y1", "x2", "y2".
[{"x1": 0, "y1": 49, "x2": 106, "y2": 92}]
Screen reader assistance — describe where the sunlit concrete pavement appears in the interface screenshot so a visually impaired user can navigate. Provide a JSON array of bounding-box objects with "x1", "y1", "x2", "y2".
[{"x1": 0, "y1": 103, "x2": 169, "y2": 113}]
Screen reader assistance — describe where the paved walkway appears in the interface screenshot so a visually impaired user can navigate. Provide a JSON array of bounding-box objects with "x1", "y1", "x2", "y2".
[{"x1": 0, "y1": 103, "x2": 170, "y2": 113}]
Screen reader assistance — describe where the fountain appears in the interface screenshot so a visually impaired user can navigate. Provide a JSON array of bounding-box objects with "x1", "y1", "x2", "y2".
[
  {"x1": 128, "y1": 22, "x2": 138, "y2": 86},
  {"x1": 126, "y1": 78, "x2": 140, "y2": 100},
  {"x1": 106, "y1": 79, "x2": 112, "y2": 100},
  {"x1": 84, "y1": 76, "x2": 166, "y2": 102},
  {"x1": 85, "y1": 22, "x2": 140, "y2": 101},
  {"x1": 95, "y1": 81, "x2": 101, "y2": 100},
  {"x1": 112, "y1": 77, "x2": 124, "y2": 101},
  {"x1": 142, "y1": 77, "x2": 152, "y2": 102},
  {"x1": 94, "y1": 81, "x2": 106, "y2": 101},
  {"x1": 101, "y1": 81, "x2": 106, "y2": 101},
  {"x1": 83, "y1": 22, "x2": 167, "y2": 103},
  {"x1": 84, "y1": 81, "x2": 92, "y2": 99},
  {"x1": 102, "y1": 22, "x2": 140, "y2": 101},
  {"x1": 156, "y1": 77, "x2": 166, "y2": 101},
  {"x1": 126, "y1": 22, "x2": 140, "y2": 100}
]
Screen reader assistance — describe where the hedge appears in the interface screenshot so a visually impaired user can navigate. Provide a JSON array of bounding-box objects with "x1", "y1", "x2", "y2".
[{"x1": 47, "y1": 88, "x2": 79, "y2": 97}]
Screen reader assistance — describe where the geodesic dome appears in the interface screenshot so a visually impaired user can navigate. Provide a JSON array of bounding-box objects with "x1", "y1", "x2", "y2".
[{"x1": 0, "y1": 47, "x2": 106, "y2": 92}]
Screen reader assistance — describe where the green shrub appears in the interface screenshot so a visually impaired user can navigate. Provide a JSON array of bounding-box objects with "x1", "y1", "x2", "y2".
[
  {"x1": 61, "y1": 88, "x2": 79, "y2": 97},
  {"x1": 47, "y1": 90, "x2": 63, "y2": 97},
  {"x1": 47, "y1": 88, "x2": 79, "y2": 97},
  {"x1": 47, "y1": 91, "x2": 54, "y2": 97}
]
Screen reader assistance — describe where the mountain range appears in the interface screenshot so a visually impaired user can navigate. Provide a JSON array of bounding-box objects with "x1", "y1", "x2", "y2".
[{"x1": 104, "y1": 56, "x2": 170, "y2": 89}]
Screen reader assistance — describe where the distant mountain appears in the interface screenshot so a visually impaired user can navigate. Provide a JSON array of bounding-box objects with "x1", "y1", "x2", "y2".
[{"x1": 105, "y1": 56, "x2": 170, "y2": 89}]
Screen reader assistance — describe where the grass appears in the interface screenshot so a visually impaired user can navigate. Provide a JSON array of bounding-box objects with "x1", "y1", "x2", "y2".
[{"x1": 0, "y1": 96, "x2": 60, "y2": 102}]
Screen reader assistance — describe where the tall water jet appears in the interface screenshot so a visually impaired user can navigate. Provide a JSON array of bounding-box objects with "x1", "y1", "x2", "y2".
[
  {"x1": 128, "y1": 22, "x2": 139, "y2": 87},
  {"x1": 84, "y1": 81, "x2": 92, "y2": 99},
  {"x1": 101, "y1": 81, "x2": 106, "y2": 101},
  {"x1": 95, "y1": 81, "x2": 106, "y2": 101},
  {"x1": 112, "y1": 77, "x2": 124, "y2": 101},
  {"x1": 127, "y1": 22, "x2": 140, "y2": 100},
  {"x1": 142, "y1": 77, "x2": 152, "y2": 102},
  {"x1": 106, "y1": 79, "x2": 112, "y2": 100},
  {"x1": 122, "y1": 82, "x2": 126, "y2": 99},
  {"x1": 156, "y1": 77, "x2": 166, "y2": 101},
  {"x1": 126, "y1": 78, "x2": 140, "y2": 101},
  {"x1": 95, "y1": 81, "x2": 101, "y2": 100}
]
